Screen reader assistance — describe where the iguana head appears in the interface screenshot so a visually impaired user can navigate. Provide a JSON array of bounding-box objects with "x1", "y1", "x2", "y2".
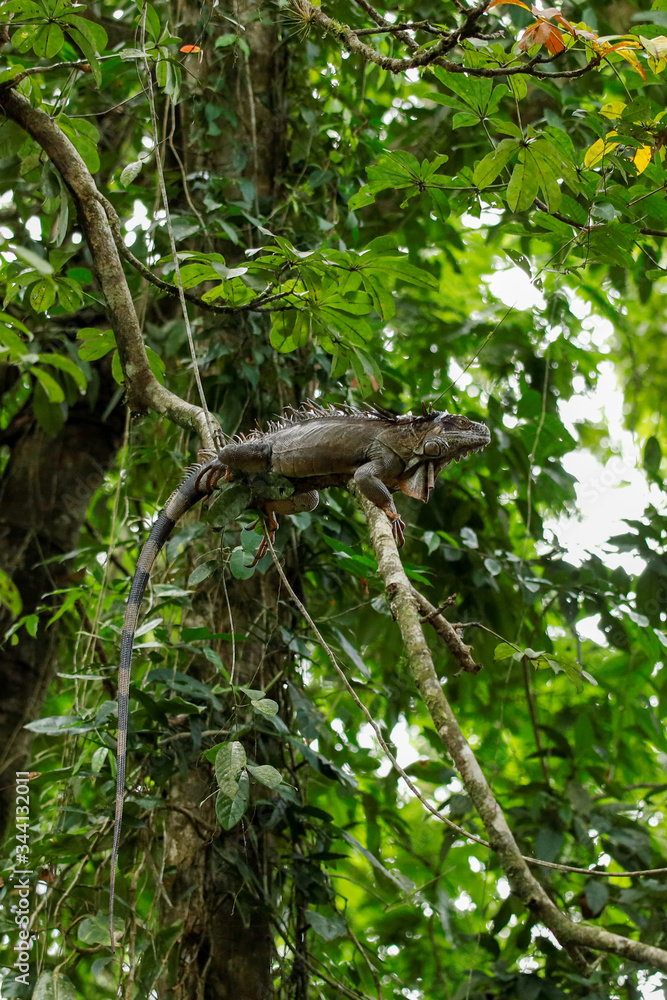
[{"x1": 399, "y1": 411, "x2": 490, "y2": 502}]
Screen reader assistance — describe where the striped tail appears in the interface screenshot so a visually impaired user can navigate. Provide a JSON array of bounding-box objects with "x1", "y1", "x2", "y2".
[{"x1": 109, "y1": 455, "x2": 224, "y2": 952}]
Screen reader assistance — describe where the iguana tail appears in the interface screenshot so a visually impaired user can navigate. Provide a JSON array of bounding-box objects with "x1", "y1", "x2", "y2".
[{"x1": 109, "y1": 454, "x2": 225, "y2": 952}]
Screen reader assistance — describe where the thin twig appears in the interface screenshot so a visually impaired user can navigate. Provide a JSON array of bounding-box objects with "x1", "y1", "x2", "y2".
[
  {"x1": 139, "y1": 1, "x2": 214, "y2": 444},
  {"x1": 412, "y1": 588, "x2": 482, "y2": 674},
  {"x1": 523, "y1": 657, "x2": 550, "y2": 786}
]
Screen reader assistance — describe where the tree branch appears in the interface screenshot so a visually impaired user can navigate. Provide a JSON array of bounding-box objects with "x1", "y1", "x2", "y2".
[
  {"x1": 0, "y1": 87, "x2": 217, "y2": 447},
  {"x1": 295, "y1": 0, "x2": 601, "y2": 79},
  {"x1": 359, "y1": 494, "x2": 667, "y2": 974},
  {"x1": 411, "y1": 587, "x2": 482, "y2": 674},
  {"x1": 350, "y1": 0, "x2": 420, "y2": 51}
]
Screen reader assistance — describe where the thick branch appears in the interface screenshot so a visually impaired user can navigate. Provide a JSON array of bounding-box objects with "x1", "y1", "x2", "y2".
[
  {"x1": 0, "y1": 87, "x2": 216, "y2": 446},
  {"x1": 360, "y1": 496, "x2": 667, "y2": 974}
]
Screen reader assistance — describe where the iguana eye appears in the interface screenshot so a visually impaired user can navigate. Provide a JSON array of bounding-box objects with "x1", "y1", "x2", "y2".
[{"x1": 424, "y1": 439, "x2": 440, "y2": 456}]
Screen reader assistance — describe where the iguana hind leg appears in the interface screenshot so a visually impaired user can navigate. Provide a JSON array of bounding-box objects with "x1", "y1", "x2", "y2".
[{"x1": 248, "y1": 490, "x2": 319, "y2": 565}]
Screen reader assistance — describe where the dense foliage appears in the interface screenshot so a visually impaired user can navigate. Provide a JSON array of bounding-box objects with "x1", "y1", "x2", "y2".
[{"x1": 1, "y1": 0, "x2": 666, "y2": 996}]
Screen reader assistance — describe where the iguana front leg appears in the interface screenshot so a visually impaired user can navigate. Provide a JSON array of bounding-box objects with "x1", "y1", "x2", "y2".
[
  {"x1": 249, "y1": 490, "x2": 320, "y2": 564},
  {"x1": 353, "y1": 459, "x2": 406, "y2": 546}
]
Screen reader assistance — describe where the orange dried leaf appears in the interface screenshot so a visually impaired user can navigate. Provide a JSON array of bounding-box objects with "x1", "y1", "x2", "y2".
[
  {"x1": 553, "y1": 13, "x2": 577, "y2": 37},
  {"x1": 615, "y1": 46, "x2": 647, "y2": 80},
  {"x1": 489, "y1": 0, "x2": 531, "y2": 9},
  {"x1": 543, "y1": 22, "x2": 566, "y2": 53},
  {"x1": 519, "y1": 18, "x2": 565, "y2": 53},
  {"x1": 602, "y1": 39, "x2": 641, "y2": 53}
]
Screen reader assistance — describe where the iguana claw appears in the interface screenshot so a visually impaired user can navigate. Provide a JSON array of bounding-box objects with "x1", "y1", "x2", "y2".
[
  {"x1": 246, "y1": 508, "x2": 280, "y2": 566},
  {"x1": 389, "y1": 513, "x2": 406, "y2": 547}
]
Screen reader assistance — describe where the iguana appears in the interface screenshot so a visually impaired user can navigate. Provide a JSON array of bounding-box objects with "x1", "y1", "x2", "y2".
[{"x1": 109, "y1": 401, "x2": 490, "y2": 949}]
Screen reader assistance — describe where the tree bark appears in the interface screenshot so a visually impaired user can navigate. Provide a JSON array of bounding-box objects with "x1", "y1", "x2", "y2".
[{"x1": 0, "y1": 377, "x2": 124, "y2": 839}]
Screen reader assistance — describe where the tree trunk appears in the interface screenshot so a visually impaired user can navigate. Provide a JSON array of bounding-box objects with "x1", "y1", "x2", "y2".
[
  {"x1": 0, "y1": 377, "x2": 124, "y2": 839},
  {"x1": 150, "y1": 0, "x2": 293, "y2": 994}
]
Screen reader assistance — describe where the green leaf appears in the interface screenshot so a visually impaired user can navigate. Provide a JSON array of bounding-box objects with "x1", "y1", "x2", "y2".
[
  {"x1": 216, "y1": 770, "x2": 250, "y2": 829},
  {"x1": 37, "y1": 353, "x2": 86, "y2": 391},
  {"x1": 348, "y1": 185, "x2": 376, "y2": 211},
  {"x1": 62, "y1": 26, "x2": 102, "y2": 86},
  {"x1": 32, "y1": 379, "x2": 65, "y2": 437},
  {"x1": 51, "y1": 193, "x2": 70, "y2": 248},
  {"x1": 529, "y1": 143, "x2": 562, "y2": 212},
  {"x1": 187, "y1": 561, "x2": 217, "y2": 586},
  {"x1": 252, "y1": 697, "x2": 279, "y2": 717},
  {"x1": 473, "y1": 139, "x2": 520, "y2": 188},
  {"x1": 11, "y1": 24, "x2": 39, "y2": 53},
  {"x1": 31, "y1": 366, "x2": 65, "y2": 403},
  {"x1": 270, "y1": 310, "x2": 302, "y2": 353},
  {"x1": 8, "y1": 245, "x2": 53, "y2": 274},
  {"x1": 452, "y1": 112, "x2": 479, "y2": 129},
  {"x1": 78, "y1": 914, "x2": 114, "y2": 945},
  {"x1": 77, "y1": 328, "x2": 115, "y2": 361},
  {"x1": 54, "y1": 277, "x2": 84, "y2": 312},
  {"x1": 490, "y1": 118, "x2": 523, "y2": 140},
  {"x1": 432, "y1": 68, "x2": 493, "y2": 114},
  {"x1": 0, "y1": 566, "x2": 22, "y2": 616},
  {"x1": 584, "y1": 880, "x2": 609, "y2": 916},
  {"x1": 215, "y1": 33, "x2": 239, "y2": 47},
  {"x1": 507, "y1": 154, "x2": 540, "y2": 213},
  {"x1": 33, "y1": 22, "x2": 64, "y2": 58},
  {"x1": 370, "y1": 256, "x2": 437, "y2": 288},
  {"x1": 0, "y1": 327, "x2": 31, "y2": 360},
  {"x1": 306, "y1": 910, "x2": 347, "y2": 940},
  {"x1": 143, "y1": 2, "x2": 162, "y2": 41},
  {"x1": 366, "y1": 151, "x2": 420, "y2": 189},
  {"x1": 215, "y1": 740, "x2": 247, "y2": 798},
  {"x1": 0, "y1": 0, "x2": 44, "y2": 14},
  {"x1": 247, "y1": 764, "x2": 283, "y2": 788},
  {"x1": 65, "y1": 15, "x2": 108, "y2": 54},
  {"x1": 146, "y1": 346, "x2": 166, "y2": 384},
  {"x1": 494, "y1": 642, "x2": 516, "y2": 660},
  {"x1": 29, "y1": 277, "x2": 57, "y2": 311},
  {"x1": 111, "y1": 349, "x2": 123, "y2": 384},
  {"x1": 644, "y1": 435, "x2": 662, "y2": 471},
  {"x1": 60, "y1": 118, "x2": 101, "y2": 172},
  {"x1": 207, "y1": 482, "x2": 252, "y2": 528},
  {"x1": 33, "y1": 971, "x2": 78, "y2": 1000},
  {"x1": 229, "y1": 545, "x2": 256, "y2": 579},
  {"x1": 429, "y1": 187, "x2": 450, "y2": 223},
  {"x1": 120, "y1": 160, "x2": 144, "y2": 186},
  {"x1": 24, "y1": 715, "x2": 95, "y2": 734}
]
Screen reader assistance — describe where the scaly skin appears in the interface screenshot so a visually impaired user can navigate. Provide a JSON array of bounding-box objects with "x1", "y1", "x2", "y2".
[{"x1": 109, "y1": 403, "x2": 490, "y2": 950}]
